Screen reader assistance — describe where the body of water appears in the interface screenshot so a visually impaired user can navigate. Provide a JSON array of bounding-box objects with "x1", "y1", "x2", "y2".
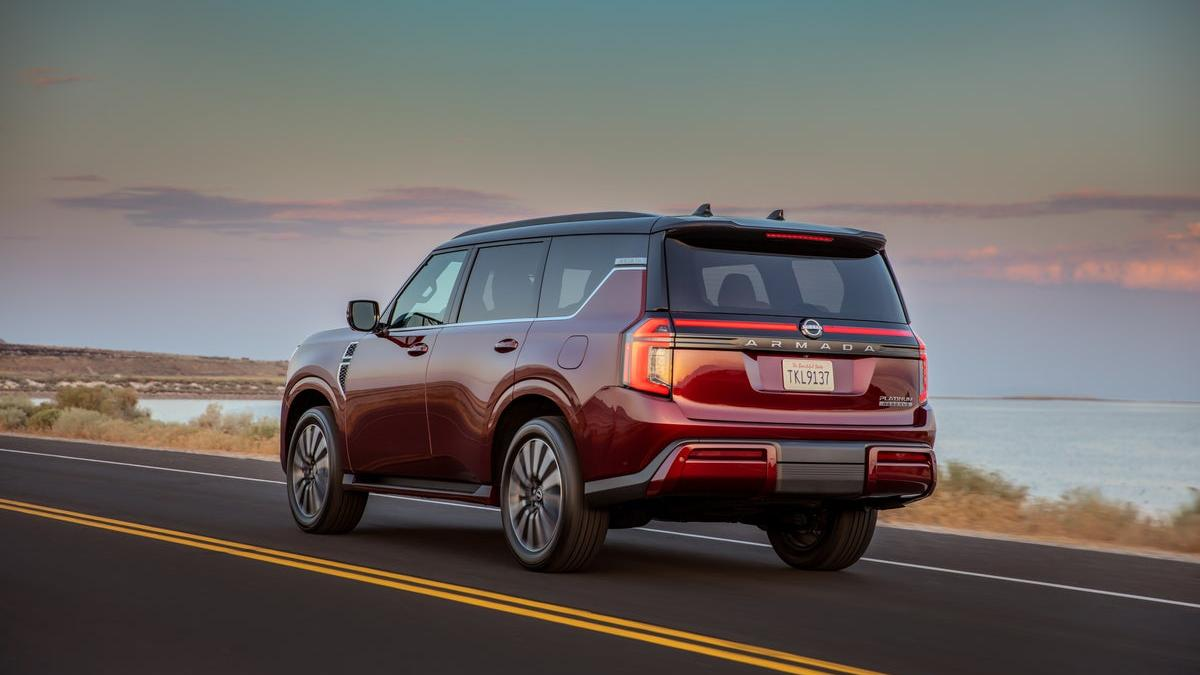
[
  {"x1": 32, "y1": 398, "x2": 282, "y2": 424},
  {"x1": 932, "y1": 398, "x2": 1198, "y2": 515},
  {"x1": 34, "y1": 396, "x2": 1199, "y2": 514}
]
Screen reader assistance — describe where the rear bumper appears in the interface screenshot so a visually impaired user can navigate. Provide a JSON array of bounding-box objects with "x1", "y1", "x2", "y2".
[{"x1": 585, "y1": 439, "x2": 936, "y2": 507}]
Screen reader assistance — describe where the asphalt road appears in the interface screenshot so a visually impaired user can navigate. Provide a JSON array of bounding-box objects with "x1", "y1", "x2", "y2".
[{"x1": 2, "y1": 434, "x2": 1197, "y2": 675}]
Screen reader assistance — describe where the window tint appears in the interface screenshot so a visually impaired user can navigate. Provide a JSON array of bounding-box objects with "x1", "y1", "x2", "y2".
[
  {"x1": 459, "y1": 242, "x2": 547, "y2": 322},
  {"x1": 538, "y1": 235, "x2": 647, "y2": 317},
  {"x1": 665, "y1": 238, "x2": 906, "y2": 323},
  {"x1": 388, "y1": 250, "x2": 468, "y2": 328}
]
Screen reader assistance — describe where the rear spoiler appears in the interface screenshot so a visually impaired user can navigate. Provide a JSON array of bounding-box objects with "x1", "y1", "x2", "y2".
[{"x1": 652, "y1": 217, "x2": 887, "y2": 252}]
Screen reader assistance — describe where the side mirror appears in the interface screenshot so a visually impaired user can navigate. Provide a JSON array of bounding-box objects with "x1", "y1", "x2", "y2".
[{"x1": 346, "y1": 299, "x2": 380, "y2": 332}]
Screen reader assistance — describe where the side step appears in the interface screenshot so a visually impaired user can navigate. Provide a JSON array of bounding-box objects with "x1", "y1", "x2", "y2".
[{"x1": 343, "y1": 473, "x2": 492, "y2": 502}]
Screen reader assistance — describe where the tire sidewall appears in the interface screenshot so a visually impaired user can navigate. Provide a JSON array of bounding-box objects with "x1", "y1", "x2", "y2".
[
  {"x1": 768, "y1": 507, "x2": 876, "y2": 570},
  {"x1": 499, "y1": 417, "x2": 585, "y2": 569},
  {"x1": 287, "y1": 406, "x2": 342, "y2": 531}
]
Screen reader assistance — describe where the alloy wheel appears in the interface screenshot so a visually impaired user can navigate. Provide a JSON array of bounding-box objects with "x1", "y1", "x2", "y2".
[
  {"x1": 291, "y1": 423, "x2": 330, "y2": 518},
  {"x1": 506, "y1": 436, "x2": 563, "y2": 553}
]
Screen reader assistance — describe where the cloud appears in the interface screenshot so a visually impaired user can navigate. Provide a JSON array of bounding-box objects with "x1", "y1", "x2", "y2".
[
  {"x1": 50, "y1": 174, "x2": 106, "y2": 183},
  {"x1": 20, "y1": 67, "x2": 87, "y2": 88},
  {"x1": 709, "y1": 190, "x2": 1200, "y2": 223},
  {"x1": 53, "y1": 185, "x2": 528, "y2": 237},
  {"x1": 901, "y1": 224, "x2": 1200, "y2": 293}
]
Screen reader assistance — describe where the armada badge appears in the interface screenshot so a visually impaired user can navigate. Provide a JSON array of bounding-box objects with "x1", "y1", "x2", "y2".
[{"x1": 800, "y1": 319, "x2": 823, "y2": 339}]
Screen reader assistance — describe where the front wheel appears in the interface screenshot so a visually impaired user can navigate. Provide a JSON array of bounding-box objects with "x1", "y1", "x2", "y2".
[
  {"x1": 767, "y1": 507, "x2": 877, "y2": 571},
  {"x1": 287, "y1": 405, "x2": 367, "y2": 534},
  {"x1": 500, "y1": 417, "x2": 608, "y2": 572}
]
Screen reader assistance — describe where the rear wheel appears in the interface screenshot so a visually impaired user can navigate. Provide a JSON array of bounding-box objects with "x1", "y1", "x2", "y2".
[
  {"x1": 767, "y1": 507, "x2": 876, "y2": 570},
  {"x1": 287, "y1": 406, "x2": 367, "y2": 534},
  {"x1": 500, "y1": 417, "x2": 608, "y2": 572}
]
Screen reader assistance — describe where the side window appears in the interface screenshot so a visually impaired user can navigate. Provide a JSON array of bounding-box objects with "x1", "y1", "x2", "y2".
[
  {"x1": 389, "y1": 250, "x2": 469, "y2": 328},
  {"x1": 458, "y1": 242, "x2": 547, "y2": 323},
  {"x1": 538, "y1": 235, "x2": 647, "y2": 317}
]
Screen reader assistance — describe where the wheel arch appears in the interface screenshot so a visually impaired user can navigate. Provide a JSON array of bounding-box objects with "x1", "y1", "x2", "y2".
[
  {"x1": 281, "y1": 376, "x2": 340, "y2": 468},
  {"x1": 489, "y1": 380, "x2": 576, "y2": 496}
]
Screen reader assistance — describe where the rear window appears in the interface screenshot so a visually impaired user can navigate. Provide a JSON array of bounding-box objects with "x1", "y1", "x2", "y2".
[{"x1": 665, "y1": 237, "x2": 906, "y2": 323}]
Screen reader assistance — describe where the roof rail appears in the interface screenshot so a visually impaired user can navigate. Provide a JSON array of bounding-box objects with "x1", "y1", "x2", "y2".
[{"x1": 453, "y1": 211, "x2": 655, "y2": 239}]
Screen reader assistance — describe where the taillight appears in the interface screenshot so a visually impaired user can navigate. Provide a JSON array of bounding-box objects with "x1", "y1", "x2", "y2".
[
  {"x1": 914, "y1": 331, "x2": 928, "y2": 404},
  {"x1": 622, "y1": 317, "x2": 674, "y2": 396}
]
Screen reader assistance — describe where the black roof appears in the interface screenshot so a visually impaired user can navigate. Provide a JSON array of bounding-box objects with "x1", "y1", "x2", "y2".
[{"x1": 440, "y1": 210, "x2": 886, "y2": 250}]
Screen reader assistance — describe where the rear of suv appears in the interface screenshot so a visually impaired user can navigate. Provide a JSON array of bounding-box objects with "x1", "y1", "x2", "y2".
[{"x1": 282, "y1": 208, "x2": 936, "y2": 572}]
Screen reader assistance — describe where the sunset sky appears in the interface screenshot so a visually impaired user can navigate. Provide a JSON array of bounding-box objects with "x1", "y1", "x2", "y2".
[{"x1": 2, "y1": 1, "x2": 1198, "y2": 400}]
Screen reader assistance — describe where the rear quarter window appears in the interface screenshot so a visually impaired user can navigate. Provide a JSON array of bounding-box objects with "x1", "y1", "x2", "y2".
[
  {"x1": 665, "y1": 237, "x2": 906, "y2": 323},
  {"x1": 538, "y1": 234, "x2": 647, "y2": 317}
]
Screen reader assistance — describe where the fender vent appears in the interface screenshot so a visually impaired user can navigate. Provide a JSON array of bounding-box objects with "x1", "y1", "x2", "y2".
[{"x1": 338, "y1": 341, "x2": 359, "y2": 395}]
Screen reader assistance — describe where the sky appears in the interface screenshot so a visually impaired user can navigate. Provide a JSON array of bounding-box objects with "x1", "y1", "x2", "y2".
[{"x1": 2, "y1": 0, "x2": 1198, "y2": 400}]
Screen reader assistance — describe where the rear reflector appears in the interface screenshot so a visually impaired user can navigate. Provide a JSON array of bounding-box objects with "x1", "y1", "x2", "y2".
[
  {"x1": 865, "y1": 447, "x2": 936, "y2": 498},
  {"x1": 647, "y1": 443, "x2": 777, "y2": 496}
]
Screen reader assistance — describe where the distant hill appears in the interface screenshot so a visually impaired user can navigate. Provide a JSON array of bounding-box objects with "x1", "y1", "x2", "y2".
[{"x1": 0, "y1": 343, "x2": 286, "y2": 398}]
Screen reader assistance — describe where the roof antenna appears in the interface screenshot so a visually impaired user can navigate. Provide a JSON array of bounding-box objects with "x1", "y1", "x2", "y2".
[
  {"x1": 692, "y1": 203, "x2": 712, "y2": 217},
  {"x1": 767, "y1": 209, "x2": 785, "y2": 221}
]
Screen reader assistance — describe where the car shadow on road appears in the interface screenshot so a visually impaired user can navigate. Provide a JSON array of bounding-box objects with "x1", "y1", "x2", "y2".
[{"x1": 344, "y1": 519, "x2": 805, "y2": 579}]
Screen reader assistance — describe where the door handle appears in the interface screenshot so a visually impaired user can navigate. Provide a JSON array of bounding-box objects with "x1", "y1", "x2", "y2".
[
  {"x1": 407, "y1": 342, "x2": 429, "y2": 357},
  {"x1": 494, "y1": 338, "x2": 519, "y2": 353}
]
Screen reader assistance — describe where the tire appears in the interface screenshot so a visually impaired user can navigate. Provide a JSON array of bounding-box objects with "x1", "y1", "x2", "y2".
[
  {"x1": 286, "y1": 405, "x2": 367, "y2": 534},
  {"x1": 499, "y1": 416, "x2": 608, "y2": 572},
  {"x1": 767, "y1": 507, "x2": 876, "y2": 571}
]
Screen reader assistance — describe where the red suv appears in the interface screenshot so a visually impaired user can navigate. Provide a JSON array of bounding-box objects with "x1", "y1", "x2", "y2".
[{"x1": 281, "y1": 208, "x2": 936, "y2": 572}]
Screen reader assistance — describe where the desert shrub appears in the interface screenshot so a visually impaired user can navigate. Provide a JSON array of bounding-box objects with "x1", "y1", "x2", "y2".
[
  {"x1": 27, "y1": 407, "x2": 62, "y2": 430},
  {"x1": 51, "y1": 407, "x2": 108, "y2": 436},
  {"x1": 0, "y1": 406, "x2": 28, "y2": 429},
  {"x1": 0, "y1": 394, "x2": 35, "y2": 415},
  {"x1": 1172, "y1": 489, "x2": 1200, "y2": 528},
  {"x1": 938, "y1": 461, "x2": 1028, "y2": 501},
  {"x1": 55, "y1": 385, "x2": 147, "y2": 420},
  {"x1": 191, "y1": 403, "x2": 278, "y2": 440}
]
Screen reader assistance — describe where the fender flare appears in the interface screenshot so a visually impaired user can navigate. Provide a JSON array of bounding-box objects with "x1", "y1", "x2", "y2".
[
  {"x1": 281, "y1": 374, "x2": 343, "y2": 468},
  {"x1": 488, "y1": 376, "x2": 579, "y2": 449}
]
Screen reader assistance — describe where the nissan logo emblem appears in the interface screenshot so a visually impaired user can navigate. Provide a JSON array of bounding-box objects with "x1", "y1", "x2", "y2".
[{"x1": 801, "y1": 319, "x2": 823, "y2": 338}]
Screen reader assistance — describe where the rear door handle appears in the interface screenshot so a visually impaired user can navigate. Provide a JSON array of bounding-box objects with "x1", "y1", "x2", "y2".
[
  {"x1": 494, "y1": 338, "x2": 519, "y2": 353},
  {"x1": 407, "y1": 342, "x2": 429, "y2": 357}
]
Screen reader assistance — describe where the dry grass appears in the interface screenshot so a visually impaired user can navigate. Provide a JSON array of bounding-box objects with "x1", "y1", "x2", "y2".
[
  {"x1": 883, "y1": 462, "x2": 1200, "y2": 554},
  {"x1": 0, "y1": 389, "x2": 277, "y2": 456}
]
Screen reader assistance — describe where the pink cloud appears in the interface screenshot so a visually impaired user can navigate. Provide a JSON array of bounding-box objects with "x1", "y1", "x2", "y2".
[
  {"x1": 20, "y1": 67, "x2": 87, "y2": 88},
  {"x1": 53, "y1": 185, "x2": 529, "y2": 237},
  {"x1": 50, "y1": 174, "x2": 106, "y2": 182},
  {"x1": 900, "y1": 224, "x2": 1200, "y2": 293}
]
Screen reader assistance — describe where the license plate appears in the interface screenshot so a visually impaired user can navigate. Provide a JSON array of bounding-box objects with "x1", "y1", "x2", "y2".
[{"x1": 782, "y1": 359, "x2": 834, "y2": 392}]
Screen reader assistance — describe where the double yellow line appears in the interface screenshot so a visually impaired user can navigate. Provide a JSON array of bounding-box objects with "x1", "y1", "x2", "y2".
[{"x1": 0, "y1": 497, "x2": 881, "y2": 675}]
